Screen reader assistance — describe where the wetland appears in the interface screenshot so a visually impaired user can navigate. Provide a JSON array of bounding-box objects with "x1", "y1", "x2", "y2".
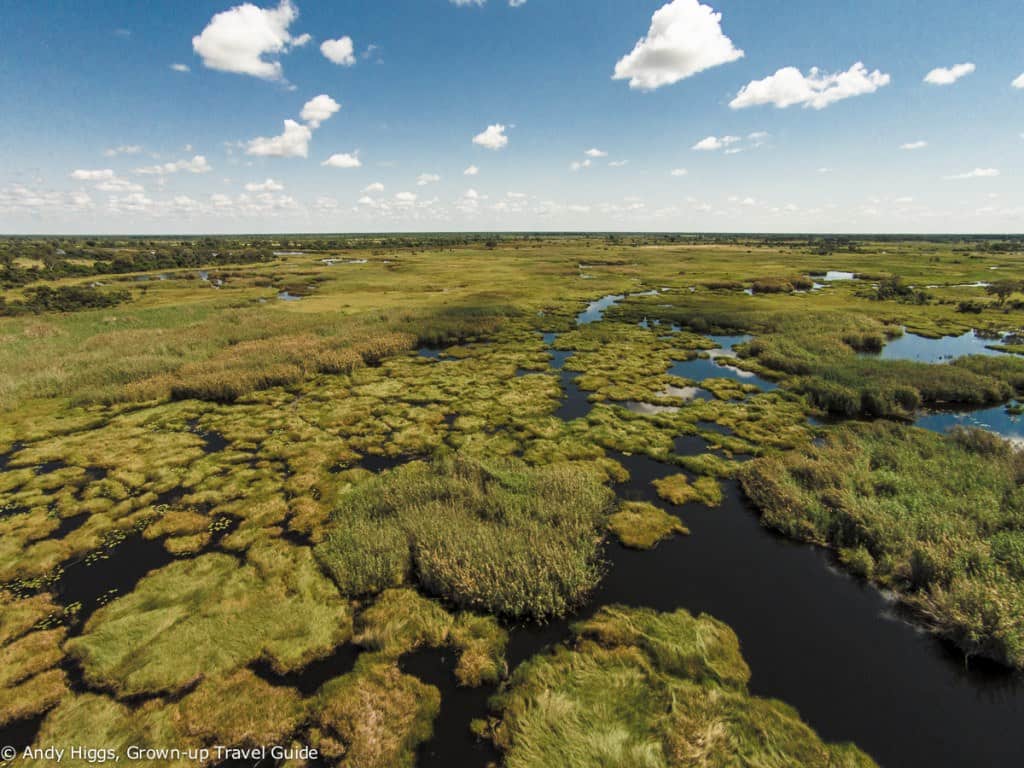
[{"x1": 3, "y1": 234, "x2": 1024, "y2": 767}]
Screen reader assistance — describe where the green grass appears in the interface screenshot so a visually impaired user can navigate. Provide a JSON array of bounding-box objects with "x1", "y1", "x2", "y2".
[
  {"x1": 316, "y1": 452, "x2": 614, "y2": 620},
  {"x1": 740, "y1": 423, "x2": 1024, "y2": 667},
  {"x1": 488, "y1": 605, "x2": 875, "y2": 768},
  {"x1": 66, "y1": 544, "x2": 352, "y2": 697},
  {"x1": 608, "y1": 501, "x2": 689, "y2": 549}
]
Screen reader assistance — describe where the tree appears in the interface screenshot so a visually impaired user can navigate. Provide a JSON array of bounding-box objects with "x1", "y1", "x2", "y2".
[{"x1": 987, "y1": 280, "x2": 1023, "y2": 307}]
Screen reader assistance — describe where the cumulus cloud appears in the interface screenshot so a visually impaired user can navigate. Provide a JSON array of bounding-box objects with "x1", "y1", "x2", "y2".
[
  {"x1": 363, "y1": 182, "x2": 385, "y2": 193},
  {"x1": 609, "y1": 160, "x2": 629, "y2": 167},
  {"x1": 570, "y1": 159, "x2": 592, "y2": 172},
  {"x1": 1013, "y1": 73, "x2": 1024, "y2": 89},
  {"x1": 192, "y1": 0, "x2": 304, "y2": 80},
  {"x1": 171, "y1": 63, "x2": 190, "y2": 73},
  {"x1": 692, "y1": 135, "x2": 739, "y2": 151},
  {"x1": 245, "y1": 178, "x2": 284, "y2": 192},
  {"x1": 464, "y1": 165, "x2": 479, "y2": 176},
  {"x1": 730, "y1": 62, "x2": 890, "y2": 110},
  {"x1": 584, "y1": 148, "x2": 608, "y2": 158},
  {"x1": 322, "y1": 152, "x2": 362, "y2": 168},
  {"x1": 450, "y1": 0, "x2": 485, "y2": 5},
  {"x1": 945, "y1": 168, "x2": 1000, "y2": 180},
  {"x1": 321, "y1": 36, "x2": 356, "y2": 66},
  {"x1": 473, "y1": 124, "x2": 509, "y2": 150},
  {"x1": 135, "y1": 155, "x2": 212, "y2": 175},
  {"x1": 71, "y1": 169, "x2": 115, "y2": 181},
  {"x1": 395, "y1": 191, "x2": 418, "y2": 203},
  {"x1": 901, "y1": 140, "x2": 928, "y2": 150},
  {"x1": 613, "y1": 0, "x2": 744, "y2": 91},
  {"x1": 246, "y1": 119, "x2": 313, "y2": 157},
  {"x1": 671, "y1": 168, "x2": 688, "y2": 176},
  {"x1": 924, "y1": 62, "x2": 975, "y2": 85},
  {"x1": 417, "y1": 173, "x2": 441, "y2": 186},
  {"x1": 300, "y1": 94, "x2": 341, "y2": 127}
]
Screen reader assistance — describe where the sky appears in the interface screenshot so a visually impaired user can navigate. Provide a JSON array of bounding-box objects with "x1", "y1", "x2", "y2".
[{"x1": 0, "y1": 0, "x2": 1022, "y2": 234}]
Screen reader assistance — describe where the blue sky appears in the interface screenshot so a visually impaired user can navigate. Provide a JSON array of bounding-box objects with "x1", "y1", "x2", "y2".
[{"x1": 1, "y1": 0, "x2": 1022, "y2": 234}]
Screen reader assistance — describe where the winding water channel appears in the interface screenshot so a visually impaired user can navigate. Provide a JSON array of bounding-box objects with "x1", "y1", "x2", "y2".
[{"x1": 412, "y1": 293, "x2": 1024, "y2": 768}]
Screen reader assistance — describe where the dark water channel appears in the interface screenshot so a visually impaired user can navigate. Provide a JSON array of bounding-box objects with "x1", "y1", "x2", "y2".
[{"x1": 409, "y1": 296, "x2": 1024, "y2": 768}]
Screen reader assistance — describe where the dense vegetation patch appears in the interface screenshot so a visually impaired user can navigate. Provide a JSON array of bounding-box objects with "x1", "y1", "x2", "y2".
[
  {"x1": 0, "y1": 285, "x2": 130, "y2": 315},
  {"x1": 67, "y1": 545, "x2": 352, "y2": 697},
  {"x1": 315, "y1": 453, "x2": 614, "y2": 620},
  {"x1": 740, "y1": 423, "x2": 1024, "y2": 667},
  {"x1": 487, "y1": 605, "x2": 876, "y2": 767},
  {"x1": 607, "y1": 501, "x2": 689, "y2": 549}
]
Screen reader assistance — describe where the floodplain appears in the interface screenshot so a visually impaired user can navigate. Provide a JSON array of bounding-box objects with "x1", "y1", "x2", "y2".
[{"x1": 3, "y1": 234, "x2": 1024, "y2": 767}]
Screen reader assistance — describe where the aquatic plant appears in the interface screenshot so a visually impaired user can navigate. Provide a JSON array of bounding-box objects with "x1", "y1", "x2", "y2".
[
  {"x1": 316, "y1": 453, "x2": 614, "y2": 620},
  {"x1": 488, "y1": 605, "x2": 876, "y2": 768},
  {"x1": 740, "y1": 422, "x2": 1024, "y2": 667},
  {"x1": 608, "y1": 501, "x2": 689, "y2": 549}
]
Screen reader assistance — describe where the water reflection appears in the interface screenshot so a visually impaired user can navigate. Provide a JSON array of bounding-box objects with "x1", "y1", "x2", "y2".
[{"x1": 872, "y1": 330, "x2": 1009, "y2": 363}]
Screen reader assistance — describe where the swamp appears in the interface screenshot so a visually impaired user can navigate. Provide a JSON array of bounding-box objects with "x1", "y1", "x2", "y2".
[{"x1": 3, "y1": 234, "x2": 1024, "y2": 767}]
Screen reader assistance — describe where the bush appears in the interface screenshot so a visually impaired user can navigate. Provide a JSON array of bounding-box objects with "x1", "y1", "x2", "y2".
[{"x1": 0, "y1": 285, "x2": 130, "y2": 315}]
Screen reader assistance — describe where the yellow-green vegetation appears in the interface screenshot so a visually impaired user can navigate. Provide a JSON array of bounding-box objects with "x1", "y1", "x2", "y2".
[
  {"x1": 4, "y1": 234, "x2": 1024, "y2": 758},
  {"x1": 741, "y1": 423, "x2": 1024, "y2": 668},
  {"x1": 67, "y1": 545, "x2": 352, "y2": 697},
  {"x1": 654, "y1": 474, "x2": 723, "y2": 507},
  {"x1": 352, "y1": 588, "x2": 508, "y2": 686},
  {"x1": 0, "y1": 594, "x2": 67, "y2": 725},
  {"x1": 311, "y1": 654, "x2": 441, "y2": 768},
  {"x1": 316, "y1": 453, "x2": 614, "y2": 620},
  {"x1": 175, "y1": 669, "x2": 306, "y2": 748},
  {"x1": 608, "y1": 501, "x2": 689, "y2": 549},
  {"x1": 487, "y1": 605, "x2": 875, "y2": 768}
]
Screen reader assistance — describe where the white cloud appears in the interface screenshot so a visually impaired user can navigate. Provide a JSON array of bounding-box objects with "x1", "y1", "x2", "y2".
[
  {"x1": 609, "y1": 160, "x2": 629, "y2": 167},
  {"x1": 570, "y1": 159, "x2": 592, "y2": 172},
  {"x1": 246, "y1": 119, "x2": 312, "y2": 157},
  {"x1": 300, "y1": 94, "x2": 341, "y2": 128},
  {"x1": 71, "y1": 169, "x2": 115, "y2": 181},
  {"x1": 1013, "y1": 73, "x2": 1024, "y2": 89},
  {"x1": 135, "y1": 155, "x2": 212, "y2": 175},
  {"x1": 322, "y1": 152, "x2": 362, "y2": 168},
  {"x1": 730, "y1": 62, "x2": 890, "y2": 110},
  {"x1": 472, "y1": 124, "x2": 509, "y2": 150},
  {"x1": 321, "y1": 36, "x2": 355, "y2": 66},
  {"x1": 245, "y1": 178, "x2": 284, "y2": 192},
  {"x1": 417, "y1": 173, "x2": 441, "y2": 186},
  {"x1": 363, "y1": 182, "x2": 385, "y2": 193},
  {"x1": 464, "y1": 165, "x2": 479, "y2": 176},
  {"x1": 96, "y1": 177, "x2": 145, "y2": 193},
  {"x1": 171, "y1": 63, "x2": 190, "y2": 73},
  {"x1": 450, "y1": 0, "x2": 485, "y2": 5},
  {"x1": 192, "y1": 0, "x2": 303, "y2": 81},
  {"x1": 104, "y1": 145, "x2": 143, "y2": 157},
  {"x1": 509, "y1": 0, "x2": 527, "y2": 5},
  {"x1": 817, "y1": 167, "x2": 832, "y2": 174},
  {"x1": 901, "y1": 140, "x2": 928, "y2": 150},
  {"x1": 613, "y1": 0, "x2": 744, "y2": 91},
  {"x1": 924, "y1": 62, "x2": 975, "y2": 85},
  {"x1": 395, "y1": 191, "x2": 417, "y2": 203},
  {"x1": 584, "y1": 148, "x2": 608, "y2": 158},
  {"x1": 945, "y1": 168, "x2": 1000, "y2": 180},
  {"x1": 692, "y1": 135, "x2": 739, "y2": 151},
  {"x1": 670, "y1": 168, "x2": 688, "y2": 176}
]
